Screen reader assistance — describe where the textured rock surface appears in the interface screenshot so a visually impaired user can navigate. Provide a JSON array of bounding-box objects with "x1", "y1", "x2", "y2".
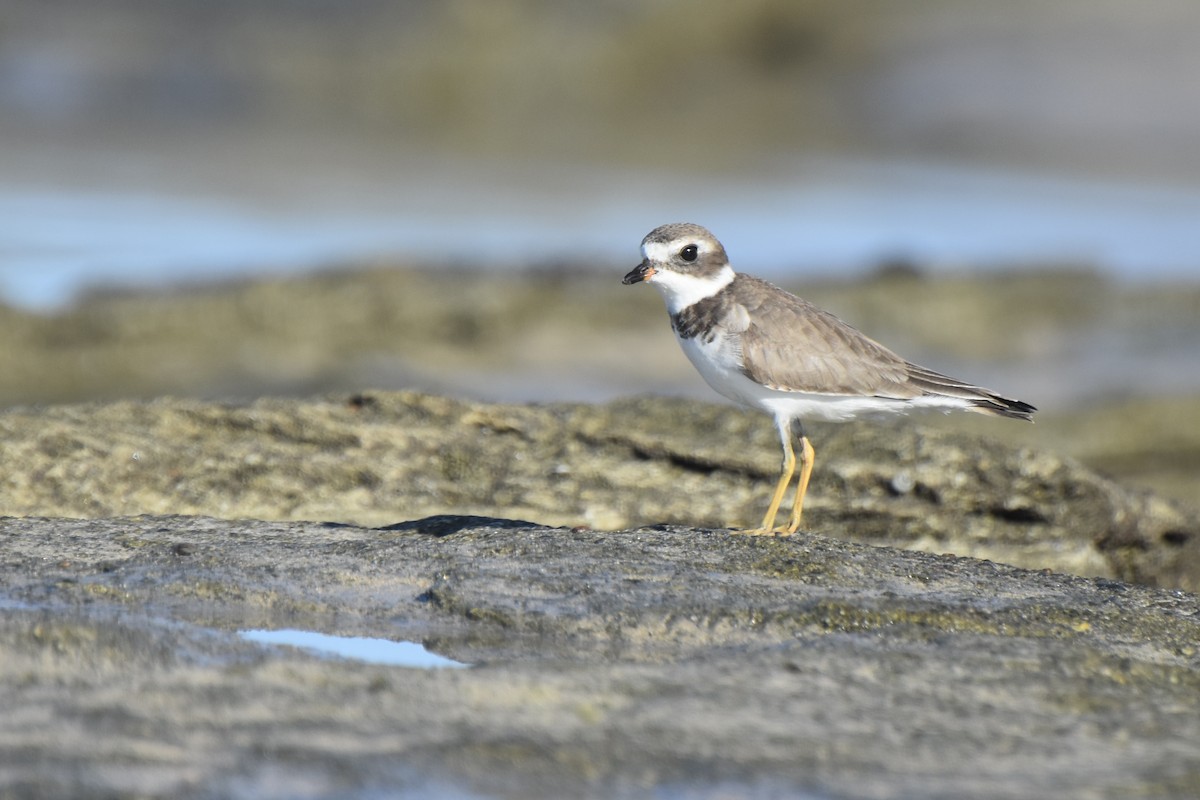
[
  {"x1": 0, "y1": 391, "x2": 1196, "y2": 589},
  {"x1": 0, "y1": 264, "x2": 1197, "y2": 509},
  {"x1": 2, "y1": 393, "x2": 1199, "y2": 798},
  {"x1": 1, "y1": 514, "x2": 1198, "y2": 799}
]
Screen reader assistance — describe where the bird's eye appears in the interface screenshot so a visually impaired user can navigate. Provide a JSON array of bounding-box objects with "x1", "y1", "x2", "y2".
[{"x1": 680, "y1": 244, "x2": 698, "y2": 262}]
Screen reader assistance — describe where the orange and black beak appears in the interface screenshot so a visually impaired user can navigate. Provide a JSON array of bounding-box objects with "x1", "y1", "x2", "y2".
[{"x1": 622, "y1": 260, "x2": 656, "y2": 285}]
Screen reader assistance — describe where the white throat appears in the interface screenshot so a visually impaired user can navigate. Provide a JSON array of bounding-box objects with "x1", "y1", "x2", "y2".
[{"x1": 647, "y1": 264, "x2": 735, "y2": 315}]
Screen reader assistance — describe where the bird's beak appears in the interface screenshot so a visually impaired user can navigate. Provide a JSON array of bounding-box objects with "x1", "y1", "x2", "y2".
[{"x1": 622, "y1": 260, "x2": 656, "y2": 285}]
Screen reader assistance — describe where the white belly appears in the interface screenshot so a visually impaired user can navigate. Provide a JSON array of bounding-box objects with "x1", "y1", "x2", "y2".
[
  {"x1": 676, "y1": 332, "x2": 970, "y2": 424},
  {"x1": 677, "y1": 332, "x2": 767, "y2": 408}
]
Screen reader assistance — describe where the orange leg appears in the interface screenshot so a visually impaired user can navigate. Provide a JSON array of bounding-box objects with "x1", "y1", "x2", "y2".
[
  {"x1": 737, "y1": 431, "x2": 796, "y2": 536},
  {"x1": 784, "y1": 436, "x2": 814, "y2": 533}
]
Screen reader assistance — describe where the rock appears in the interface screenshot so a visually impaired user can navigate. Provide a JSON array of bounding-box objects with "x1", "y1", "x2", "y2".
[
  {"x1": 0, "y1": 391, "x2": 1196, "y2": 590},
  {"x1": 1, "y1": 263, "x2": 1197, "y2": 509},
  {"x1": 2, "y1": 392, "x2": 1199, "y2": 796},
  {"x1": 0, "y1": 514, "x2": 1198, "y2": 798}
]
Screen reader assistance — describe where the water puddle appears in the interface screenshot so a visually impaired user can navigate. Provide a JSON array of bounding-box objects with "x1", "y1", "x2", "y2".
[
  {"x1": 239, "y1": 629, "x2": 469, "y2": 669},
  {"x1": 0, "y1": 596, "x2": 36, "y2": 611}
]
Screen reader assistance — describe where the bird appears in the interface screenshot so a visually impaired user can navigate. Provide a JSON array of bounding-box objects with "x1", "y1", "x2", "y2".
[{"x1": 622, "y1": 222, "x2": 1036, "y2": 535}]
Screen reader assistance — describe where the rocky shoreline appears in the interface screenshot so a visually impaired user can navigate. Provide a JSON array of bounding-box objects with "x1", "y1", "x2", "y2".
[
  {"x1": 1, "y1": 392, "x2": 1199, "y2": 798},
  {"x1": 3, "y1": 514, "x2": 1199, "y2": 798},
  {"x1": 1, "y1": 264, "x2": 1197, "y2": 511},
  {"x1": 2, "y1": 391, "x2": 1196, "y2": 589}
]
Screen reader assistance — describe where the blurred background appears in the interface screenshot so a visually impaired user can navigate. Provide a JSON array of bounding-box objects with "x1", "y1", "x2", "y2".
[{"x1": 1, "y1": 0, "x2": 1197, "y2": 506}]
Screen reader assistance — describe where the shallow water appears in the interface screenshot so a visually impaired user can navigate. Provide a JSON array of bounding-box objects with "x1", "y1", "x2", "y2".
[
  {"x1": 239, "y1": 629, "x2": 469, "y2": 669},
  {"x1": 4, "y1": 147, "x2": 1200, "y2": 311}
]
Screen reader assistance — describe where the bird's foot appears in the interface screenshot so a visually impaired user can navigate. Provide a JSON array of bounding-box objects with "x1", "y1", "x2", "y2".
[{"x1": 733, "y1": 526, "x2": 796, "y2": 537}]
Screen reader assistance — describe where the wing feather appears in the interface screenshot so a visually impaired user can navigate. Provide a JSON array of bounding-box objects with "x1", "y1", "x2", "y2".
[
  {"x1": 734, "y1": 276, "x2": 915, "y2": 396},
  {"x1": 731, "y1": 275, "x2": 1035, "y2": 420}
]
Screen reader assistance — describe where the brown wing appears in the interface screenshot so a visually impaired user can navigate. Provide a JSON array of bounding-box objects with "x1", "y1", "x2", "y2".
[
  {"x1": 733, "y1": 276, "x2": 918, "y2": 397},
  {"x1": 732, "y1": 275, "x2": 1036, "y2": 420}
]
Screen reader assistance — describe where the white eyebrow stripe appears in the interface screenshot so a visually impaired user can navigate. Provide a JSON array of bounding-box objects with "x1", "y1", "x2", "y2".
[
  {"x1": 642, "y1": 238, "x2": 715, "y2": 262},
  {"x1": 641, "y1": 240, "x2": 678, "y2": 261}
]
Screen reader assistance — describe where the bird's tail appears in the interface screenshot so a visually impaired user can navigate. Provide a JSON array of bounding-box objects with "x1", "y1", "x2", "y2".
[{"x1": 906, "y1": 363, "x2": 1036, "y2": 422}]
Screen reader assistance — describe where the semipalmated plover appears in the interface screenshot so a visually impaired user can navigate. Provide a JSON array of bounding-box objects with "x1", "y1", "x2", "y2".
[{"x1": 623, "y1": 222, "x2": 1035, "y2": 535}]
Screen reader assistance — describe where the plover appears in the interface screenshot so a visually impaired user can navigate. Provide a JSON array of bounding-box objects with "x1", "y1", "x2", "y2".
[{"x1": 623, "y1": 222, "x2": 1035, "y2": 535}]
